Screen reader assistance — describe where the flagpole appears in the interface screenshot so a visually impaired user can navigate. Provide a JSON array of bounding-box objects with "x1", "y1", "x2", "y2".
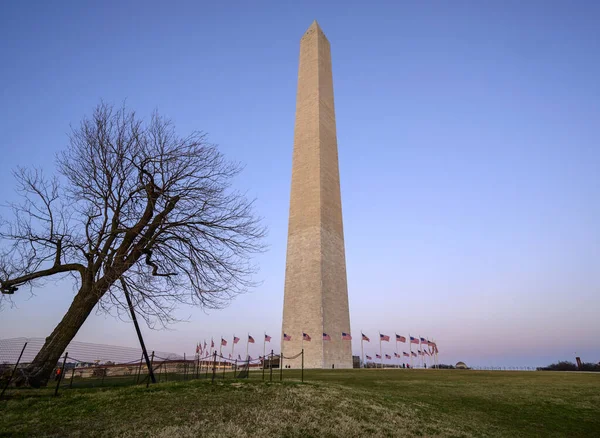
[
  {"x1": 219, "y1": 335, "x2": 223, "y2": 370},
  {"x1": 420, "y1": 335, "x2": 424, "y2": 368},
  {"x1": 263, "y1": 331, "x2": 266, "y2": 370},
  {"x1": 379, "y1": 331, "x2": 382, "y2": 369},
  {"x1": 360, "y1": 329, "x2": 364, "y2": 369},
  {"x1": 232, "y1": 334, "x2": 235, "y2": 359},
  {"x1": 246, "y1": 333, "x2": 249, "y2": 362},
  {"x1": 409, "y1": 334, "x2": 412, "y2": 369},
  {"x1": 418, "y1": 335, "x2": 421, "y2": 368},
  {"x1": 395, "y1": 334, "x2": 399, "y2": 369}
]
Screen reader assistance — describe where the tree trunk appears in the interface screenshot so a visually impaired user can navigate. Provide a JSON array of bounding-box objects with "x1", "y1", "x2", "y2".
[{"x1": 19, "y1": 285, "x2": 102, "y2": 387}]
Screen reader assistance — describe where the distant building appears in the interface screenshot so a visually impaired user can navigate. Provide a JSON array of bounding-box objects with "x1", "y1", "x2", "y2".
[{"x1": 456, "y1": 361, "x2": 468, "y2": 369}]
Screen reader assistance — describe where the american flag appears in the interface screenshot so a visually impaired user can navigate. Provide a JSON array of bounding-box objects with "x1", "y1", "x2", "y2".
[
  {"x1": 228, "y1": 353, "x2": 232, "y2": 359},
  {"x1": 238, "y1": 354, "x2": 242, "y2": 360},
  {"x1": 380, "y1": 334, "x2": 390, "y2": 342},
  {"x1": 394, "y1": 352, "x2": 400, "y2": 358},
  {"x1": 211, "y1": 339, "x2": 215, "y2": 348},
  {"x1": 396, "y1": 334, "x2": 406, "y2": 343},
  {"x1": 376, "y1": 354, "x2": 382, "y2": 359},
  {"x1": 303, "y1": 333, "x2": 311, "y2": 342},
  {"x1": 265, "y1": 334, "x2": 271, "y2": 342},
  {"x1": 411, "y1": 352, "x2": 417, "y2": 357},
  {"x1": 420, "y1": 337, "x2": 427, "y2": 344},
  {"x1": 233, "y1": 337, "x2": 240, "y2": 344},
  {"x1": 385, "y1": 354, "x2": 391, "y2": 359},
  {"x1": 283, "y1": 333, "x2": 291, "y2": 341},
  {"x1": 366, "y1": 355, "x2": 372, "y2": 360},
  {"x1": 203, "y1": 340, "x2": 207, "y2": 349},
  {"x1": 403, "y1": 352, "x2": 410, "y2": 357},
  {"x1": 418, "y1": 350, "x2": 423, "y2": 356},
  {"x1": 423, "y1": 350, "x2": 430, "y2": 356},
  {"x1": 248, "y1": 356, "x2": 253, "y2": 360},
  {"x1": 196, "y1": 343, "x2": 200, "y2": 354},
  {"x1": 248, "y1": 335, "x2": 255, "y2": 344},
  {"x1": 323, "y1": 333, "x2": 331, "y2": 341},
  {"x1": 410, "y1": 336, "x2": 419, "y2": 344},
  {"x1": 362, "y1": 333, "x2": 370, "y2": 342},
  {"x1": 342, "y1": 332, "x2": 352, "y2": 340},
  {"x1": 221, "y1": 338, "x2": 227, "y2": 346}
]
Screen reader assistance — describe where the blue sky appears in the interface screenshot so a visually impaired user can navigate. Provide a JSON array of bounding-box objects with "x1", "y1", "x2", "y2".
[{"x1": 1, "y1": 0, "x2": 599, "y2": 367}]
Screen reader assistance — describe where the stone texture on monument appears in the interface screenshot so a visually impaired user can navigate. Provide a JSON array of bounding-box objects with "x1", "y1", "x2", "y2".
[{"x1": 281, "y1": 21, "x2": 352, "y2": 369}]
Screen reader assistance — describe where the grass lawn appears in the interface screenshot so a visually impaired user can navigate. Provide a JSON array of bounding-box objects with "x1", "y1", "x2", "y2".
[{"x1": 1, "y1": 369, "x2": 599, "y2": 437}]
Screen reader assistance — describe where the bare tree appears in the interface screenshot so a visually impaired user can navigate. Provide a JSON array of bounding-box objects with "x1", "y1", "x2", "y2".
[{"x1": 0, "y1": 103, "x2": 265, "y2": 387}]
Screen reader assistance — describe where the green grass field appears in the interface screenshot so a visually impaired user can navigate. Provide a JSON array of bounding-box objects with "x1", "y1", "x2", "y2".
[{"x1": 1, "y1": 369, "x2": 599, "y2": 437}]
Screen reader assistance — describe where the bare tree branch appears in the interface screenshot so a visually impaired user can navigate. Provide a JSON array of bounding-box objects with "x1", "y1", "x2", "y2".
[{"x1": 0, "y1": 102, "x2": 266, "y2": 386}]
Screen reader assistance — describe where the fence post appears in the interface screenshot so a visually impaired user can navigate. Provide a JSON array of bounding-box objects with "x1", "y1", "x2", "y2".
[
  {"x1": 136, "y1": 353, "x2": 143, "y2": 384},
  {"x1": 69, "y1": 367, "x2": 76, "y2": 389},
  {"x1": 301, "y1": 349, "x2": 304, "y2": 383},
  {"x1": 54, "y1": 352, "x2": 68, "y2": 397},
  {"x1": 184, "y1": 353, "x2": 187, "y2": 381},
  {"x1": 211, "y1": 351, "x2": 217, "y2": 383},
  {"x1": 1, "y1": 341, "x2": 27, "y2": 399},
  {"x1": 146, "y1": 351, "x2": 155, "y2": 388},
  {"x1": 280, "y1": 353, "x2": 283, "y2": 382},
  {"x1": 269, "y1": 350, "x2": 274, "y2": 382}
]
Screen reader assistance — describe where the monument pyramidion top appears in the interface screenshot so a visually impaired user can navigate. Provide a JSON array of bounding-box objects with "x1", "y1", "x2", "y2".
[{"x1": 302, "y1": 19, "x2": 329, "y2": 42}]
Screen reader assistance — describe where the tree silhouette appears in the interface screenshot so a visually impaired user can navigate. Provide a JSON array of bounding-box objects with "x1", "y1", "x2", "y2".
[{"x1": 0, "y1": 103, "x2": 265, "y2": 387}]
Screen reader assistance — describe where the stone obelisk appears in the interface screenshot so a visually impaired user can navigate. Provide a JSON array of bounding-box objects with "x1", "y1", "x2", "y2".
[{"x1": 281, "y1": 21, "x2": 352, "y2": 369}]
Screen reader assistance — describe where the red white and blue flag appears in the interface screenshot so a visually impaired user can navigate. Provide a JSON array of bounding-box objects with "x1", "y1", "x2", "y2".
[
  {"x1": 303, "y1": 333, "x2": 311, "y2": 342},
  {"x1": 396, "y1": 334, "x2": 406, "y2": 343},
  {"x1": 366, "y1": 355, "x2": 372, "y2": 360},
  {"x1": 403, "y1": 352, "x2": 410, "y2": 357},
  {"x1": 380, "y1": 334, "x2": 390, "y2": 342},
  {"x1": 265, "y1": 334, "x2": 271, "y2": 342},
  {"x1": 410, "y1": 336, "x2": 419, "y2": 344},
  {"x1": 283, "y1": 333, "x2": 291, "y2": 341},
  {"x1": 376, "y1": 354, "x2": 382, "y2": 359},
  {"x1": 221, "y1": 338, "x2": 227, "y2": 346},
  {"x1": 238, "y1": 354, "x2": 242, "y2": 360},
  {"x1": 411, "y1": 352, "x2": 417, "y2": 357},
  {"x1": 385, "y1": 354, "x2": 391, "y2": 359},
  {"x1": 362, "y1": 333, "x2": 370, "y2": 342},
  {"x1": 420, "y1": 337, "x2": 427, "y2": 344},
  {"x1": 248, "y1": 335, "x2": 255, "y2": 344},
  {"x1": 394, "y1": 352, "x2": 400, "y2": 358},
  {"x1": 423, "y1": 350, "x2": 430, "y2": 356},
  {"x1": 342, "y1": 332, "x2": 352, "y2": 340},
  {"x1": 323, "y1": 333, "x2": 331, "y2": 341},
  {"x1": 233, "y1": 337, "x2": 240, "y2": 344},
  {"x1": 211, "y1": 339, "x2": 215, "y2": 348}
]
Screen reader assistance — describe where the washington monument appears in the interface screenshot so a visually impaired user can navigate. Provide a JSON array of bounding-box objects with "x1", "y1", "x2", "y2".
[{"x1": 281, "y1": 21, "x2": 352, "y2": 369}]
